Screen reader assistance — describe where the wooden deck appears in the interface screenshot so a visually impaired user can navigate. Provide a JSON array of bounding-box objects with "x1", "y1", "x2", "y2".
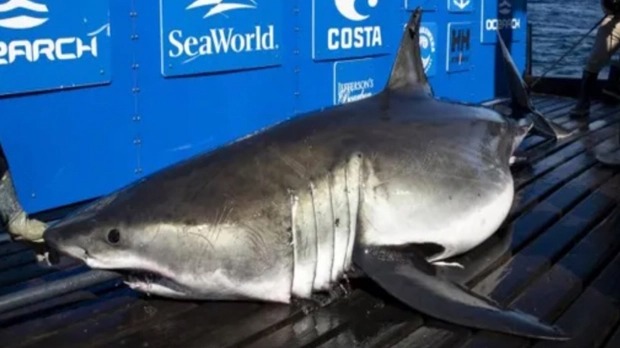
[{"x1": 0, "y1": 94, "x2": 619, "y2": 348}]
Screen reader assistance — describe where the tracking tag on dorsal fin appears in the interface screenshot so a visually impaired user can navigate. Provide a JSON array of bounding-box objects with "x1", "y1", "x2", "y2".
[{"x1": 385, "y1": 8, "x2": 432, "y2": 97}]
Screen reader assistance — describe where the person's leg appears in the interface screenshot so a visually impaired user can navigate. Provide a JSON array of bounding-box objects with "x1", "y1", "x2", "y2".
[{"x1": 571, "y1": 16, "x2": 620, "y2": 117}]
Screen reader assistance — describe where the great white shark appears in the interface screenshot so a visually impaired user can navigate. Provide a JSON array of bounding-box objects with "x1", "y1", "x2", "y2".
[{"x1": 42, "y1": 9, "x2": 570, "y2": 341}]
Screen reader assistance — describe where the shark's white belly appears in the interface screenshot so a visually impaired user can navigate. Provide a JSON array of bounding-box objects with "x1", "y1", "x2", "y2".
[{"x1": 359, "y1": 176, "x2": 515, "y2": 262}]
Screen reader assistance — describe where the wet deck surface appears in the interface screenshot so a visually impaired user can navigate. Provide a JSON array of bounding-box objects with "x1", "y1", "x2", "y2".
[{"x1": 1, "y1": 94, "x2": 620, "y2": 348}]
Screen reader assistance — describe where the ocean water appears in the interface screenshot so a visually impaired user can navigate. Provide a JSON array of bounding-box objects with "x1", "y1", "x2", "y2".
[{"x1": 529, "y1": 0, "x2": 613, "y2": 78}]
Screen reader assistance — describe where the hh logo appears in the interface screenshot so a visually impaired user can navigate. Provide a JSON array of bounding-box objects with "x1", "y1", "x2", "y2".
[
  {"x1": 335, "y1": 0, "x2": 378, "y2": 21},
  {"x1": 451, "y1": 28, "x2": 470, "y2": 53},
  {"x1": 186, "y1": 0, "x2": 257, "y2": 19},
  {"x1": 446, "y1": 22, "x2": 472, "y2": 73},
  {"x1": 0, "y1": 0, "x2": 49, "y2": 29}
]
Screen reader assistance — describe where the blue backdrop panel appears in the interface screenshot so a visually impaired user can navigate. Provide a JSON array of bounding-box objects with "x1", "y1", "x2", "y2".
[
  {"x1": 136, "y1": 0, "x2": 296, "y2": 177},
  {"x1": 0, "y1": 0, "x2": 112, "y2": 96},
  {"x1": 0, "y1": 0, "x2": 135, "y2": 213},
  {"x1": 0, "y1": 0, "x2": 530, "y2": 214}
]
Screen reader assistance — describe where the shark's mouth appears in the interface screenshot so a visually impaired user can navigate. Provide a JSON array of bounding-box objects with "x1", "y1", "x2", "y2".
[
  {"x1": 121, "y1": 269, "x2": 163, "y2": 284},
  {"x1": 116, "y1": 269, "x2": 190, "y2": 298}
]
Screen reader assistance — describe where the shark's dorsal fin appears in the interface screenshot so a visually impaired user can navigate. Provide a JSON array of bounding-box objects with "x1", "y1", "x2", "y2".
[{"x1": 385, "y1": 8, "x2": 432, "y2": 96}]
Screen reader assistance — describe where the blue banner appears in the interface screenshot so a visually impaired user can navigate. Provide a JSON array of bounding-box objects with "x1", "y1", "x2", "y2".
[
  {"x1": 312, "y1": 0, "x2": 391, "y2": 61},
  {"x1": 448, "y1": 0, "x2": 474, "y2": 13},
  {"x1": 0, "y1": 0, "x2": 111, "y2": 96},
  {"x1": 159, "y1": 0, "x2": 284, "y2": 77},
  {"x1": 419, "y1": 21, "x2": 437, "y2": 77},
  {"x1": 480, "y1": 0, "x2": 526, "y2": 44},
  {"x1": 333, "y1": 58, "x2": 382, "y2": 105},
  {"x1": 446, "y1": 22, "x2": 472, "y2": 73}
]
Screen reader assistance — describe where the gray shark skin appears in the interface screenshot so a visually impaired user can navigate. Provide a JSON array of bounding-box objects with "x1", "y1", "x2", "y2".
[
  {"x1": 43, "y1": 9, "x2": 569, "y2": 341},
  {"x1": 495, "y1": 29, "x2": 574, "y2": 141}
]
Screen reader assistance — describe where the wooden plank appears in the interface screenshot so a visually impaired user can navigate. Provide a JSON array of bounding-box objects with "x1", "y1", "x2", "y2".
[
  {"x1": 456, "y1": 208, "x2": 620, "y2": 348},
  {"x1": 0, "y1": 262, "x2": 88, "y2": 296},
  {"x1": 4, "y1": 292, "x2": 137, "y2": 348},
  {"x1": 510, "y1": 153, "x2": 602, "y2": 218},
  {"x1": 515, "y1": 125, "x2": 619, "y2": 189},
  {"x1": 0, "y1": 258, "x2": 80, "y2": 289},
  {"x1": 530, "y1": 251, "x2": 620, "y2": 348},
  {"x1": 604, "y1": 325, "x2": 620, "y2": 348},
  {"x1": 17, "y1": 295, "x2": 200, "y2": 348},
  {"x1": 521, "y1": 102, "x2": 615, "y2": 152},
  {"x1": 523, "y1": 118, "x2": 620, "y2": 169},
  {"x1": 195, "y1": 291, "x2": 380, "y2": 348},
  {"x1": 473, "y1": 175, "x2": 619, "y2": 303},
  {"x1": 387, "y1": 325, "x2": 469, "y2": 348},
  {"x1": 0, "y1": 233, "x2": 12, "y2": 244},
  {"x1": 304, "y1": 297, "x2": 423, "y2": 348},
  {"x1": 0, "y1": 278, "x2": 121, "y2": 329},
  {"x1": 0, "y1": 241, "x2": 30, "y2": 257},
  {"x1": 420, "y1": 175, "x2": 620, "y2": 348},
  {"x1": 0, "y1": 250, "x2": 39, "y2": 272},
  {"x1": 509, "y1": 163, "x2": 617, "y2": 250}
]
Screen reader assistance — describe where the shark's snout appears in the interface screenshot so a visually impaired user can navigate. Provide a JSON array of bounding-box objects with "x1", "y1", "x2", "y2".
[
  {"x1": 43, "y1": 225, "x2": 63, "y2": 251},
  {"x1": 43, "y1": 224, "x2": 88, "y2": 261}
]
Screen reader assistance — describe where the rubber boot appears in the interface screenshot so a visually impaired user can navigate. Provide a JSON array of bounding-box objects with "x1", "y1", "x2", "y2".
[{"x1": 570, "y1": 70, "x2": 598, "y2": 118}]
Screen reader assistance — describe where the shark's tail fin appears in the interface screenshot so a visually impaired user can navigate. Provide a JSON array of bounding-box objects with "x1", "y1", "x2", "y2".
[{"x1": 495, "y1": 30, "x2": 574, "y2": 140}]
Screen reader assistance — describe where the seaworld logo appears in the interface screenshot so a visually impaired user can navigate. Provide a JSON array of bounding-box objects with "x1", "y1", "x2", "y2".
[
  {"x1": 167, "y1": 0, "x2": 278, "y2": 63},
  {"x1": 0, "y1": 0, "x2": 48, "y2": 29},
  {"x1": 186, "y1": 0, "x2": 257, "y2": 19}
]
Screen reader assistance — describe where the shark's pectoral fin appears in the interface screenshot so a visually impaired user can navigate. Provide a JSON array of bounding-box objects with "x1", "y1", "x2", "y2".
[
  {"x1": 529, "y1": 110, "x2": 574, "y2": 140},
  {"x1": 352, "y1": 245, "x2": 569, "y2": 341}
]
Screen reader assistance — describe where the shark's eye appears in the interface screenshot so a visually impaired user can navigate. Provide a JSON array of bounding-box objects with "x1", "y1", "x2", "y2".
[{"x1": 107, "y1": 229, "x2": 121, "y2": 244}]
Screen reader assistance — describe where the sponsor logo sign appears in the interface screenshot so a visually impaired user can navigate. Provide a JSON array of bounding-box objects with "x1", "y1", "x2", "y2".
[
  {"x1": 160, "y1": 0, "x2": 283, "y2": 76},
  {"x1": 446, "y1": 22, "x2": 471, "y2": 73},
  {"x1": 480, "y1": 0, "x2": 525, "y2": 44},
  {"x1": 333, "y1": 58, "x2": 381, "y2": 105},
  {"x1": 419, "y1": 22, "x2": 437, "y2": 77},
  {"x1": 313, "y1": 0, "x2": 389, "y2": 61},
  {"x1": 0, "y1": 0, "x2": 111, "y2": 96}
]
